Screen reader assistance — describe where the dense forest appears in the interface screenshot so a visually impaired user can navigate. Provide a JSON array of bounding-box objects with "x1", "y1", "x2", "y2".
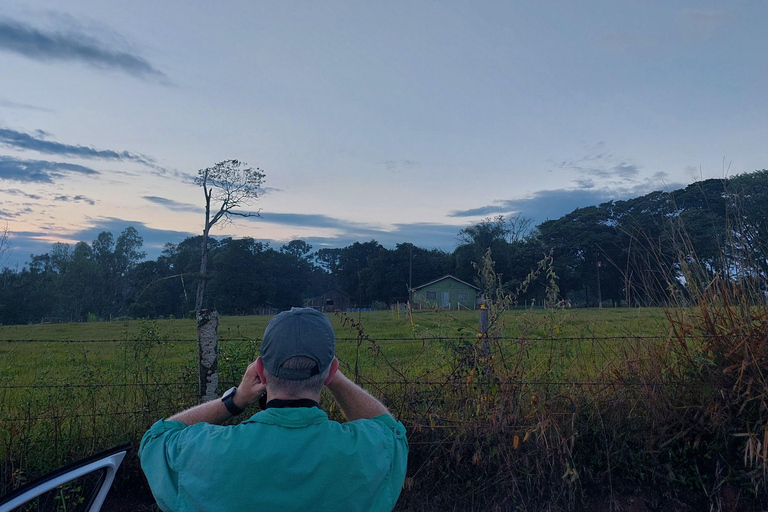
[{"x1": 1, "y1": 170, "x2": 766, "y2": 324}]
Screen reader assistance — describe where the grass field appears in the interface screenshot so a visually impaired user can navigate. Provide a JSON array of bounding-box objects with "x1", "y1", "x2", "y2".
[
  {"x1": 0, "y1": 306, "x2": 670, "y2": 340},
  {"x1": 8, "y1": 306, "x2": 722, "y2": 510},
  {"x1": 0, "y1": 307, "x2": 670, "y2": 386}
]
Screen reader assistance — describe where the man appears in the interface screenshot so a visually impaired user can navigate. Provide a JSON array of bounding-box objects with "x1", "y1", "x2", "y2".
[{"x1": 139, "y1": 307, "x2": 408, "y2": 512}]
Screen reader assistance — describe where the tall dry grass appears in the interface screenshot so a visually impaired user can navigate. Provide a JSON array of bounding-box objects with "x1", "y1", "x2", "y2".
[{"x1": 378, "y1": 228, "x2": 768, "y2": 511}]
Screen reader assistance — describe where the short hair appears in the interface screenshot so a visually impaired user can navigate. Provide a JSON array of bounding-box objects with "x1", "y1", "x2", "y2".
[{"x1": 265, "y1": 356, "x2": 330, "y2": 397}]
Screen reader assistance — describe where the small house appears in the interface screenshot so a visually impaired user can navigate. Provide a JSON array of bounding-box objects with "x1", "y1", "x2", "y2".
[
  {"x1": 304, "y1": 289, "x2": 350, "y2": 312},
  {"x1": 411, "y1": 275, "x2": 480, "y2": 310}
]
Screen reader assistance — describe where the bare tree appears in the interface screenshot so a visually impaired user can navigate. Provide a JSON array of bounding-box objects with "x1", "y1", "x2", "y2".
[
  {"x1": 506, "y1": 213, "x2": 534, "y2": 243},
  {"x1": 195, "y1": 160, "x2": 266, "y2": 311},
  {"x1": 0, "y1": 223, "x2": 11, "y2": 268},
  {"x1": 194, "y1": 160, "x2": 265, "y2": 401}
]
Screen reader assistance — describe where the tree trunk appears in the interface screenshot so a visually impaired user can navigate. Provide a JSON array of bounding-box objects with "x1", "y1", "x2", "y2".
[
  {"x1": 197, "y1": 308, "x2": 219, "y2": 402},
  {"x1": 196, "y1": 179, "x2": 217, "y2": 403},
  {"x1": 196, "y1": 182, "x2": 212, "y2": 313},
  {"x1": 195, "y1": 229, "x2": 209, "y2": 312}
]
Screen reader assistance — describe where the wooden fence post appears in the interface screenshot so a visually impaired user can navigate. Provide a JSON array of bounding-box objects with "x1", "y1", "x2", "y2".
[{"x1": 479, "y1": 303, "x2": 489, "y2": 336}]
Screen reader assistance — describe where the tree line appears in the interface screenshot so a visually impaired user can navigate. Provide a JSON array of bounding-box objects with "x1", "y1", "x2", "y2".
[{"x1": 1, "y1": 170, "x2": 766, "y2": 324}]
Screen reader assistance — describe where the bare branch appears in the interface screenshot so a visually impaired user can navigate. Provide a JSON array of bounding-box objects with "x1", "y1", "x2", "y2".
[
  {"x1": 195, "y1": 159, "x2": 266, "y2": 313},
  {"x1": 0, "y1": 223, "x2": 11, "y2": 267},
  {"x1": 196, "y1": 160, "x2": 265, "y2": 231},
  {"x1": 226, "y1": 209, "x2": 261, "y2": 218}
]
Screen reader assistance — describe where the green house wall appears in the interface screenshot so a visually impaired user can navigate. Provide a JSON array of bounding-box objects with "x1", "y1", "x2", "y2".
[{"x1": 412, "y1": 277, "x2": 478, "y2": 310}]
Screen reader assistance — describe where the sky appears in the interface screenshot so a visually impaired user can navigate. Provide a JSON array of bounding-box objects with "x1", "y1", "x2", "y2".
[{"x1": 1, "y1": 1, "x2": 767, "y2": 269}]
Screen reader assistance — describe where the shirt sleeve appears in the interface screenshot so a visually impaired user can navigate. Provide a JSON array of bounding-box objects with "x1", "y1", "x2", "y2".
[
  {"x1": 369, "y1": 414, "x2": 409, "y2": 504},
  {"x1": 138, "y1": 419, "x2": 188, "y2": 512}
]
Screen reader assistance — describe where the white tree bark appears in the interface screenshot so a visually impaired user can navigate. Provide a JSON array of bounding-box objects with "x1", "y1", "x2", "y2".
[{"x1": 197, "y1": 309, "x2": 219, "y2": 402}]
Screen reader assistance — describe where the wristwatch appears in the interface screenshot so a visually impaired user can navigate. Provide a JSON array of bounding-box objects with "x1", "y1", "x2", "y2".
[{"x1": 221, "y1": 387, "x2": 245, "y2": 416}]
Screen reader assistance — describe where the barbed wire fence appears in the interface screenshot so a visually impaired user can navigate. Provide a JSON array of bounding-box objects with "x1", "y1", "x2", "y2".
[{"x1": 0, "y1": 329, "x2": 677, "y2": 507}]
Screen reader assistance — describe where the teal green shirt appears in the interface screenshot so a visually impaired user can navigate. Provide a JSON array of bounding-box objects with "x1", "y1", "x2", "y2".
[{"x1": 139, "y1": 407, "x2": 408, "y2": 512}]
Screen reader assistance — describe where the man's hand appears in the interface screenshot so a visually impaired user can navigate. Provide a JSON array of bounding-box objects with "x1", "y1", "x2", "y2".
[
  {"x1": 167, "y1": 359, "x2": 265, "y2": 425},
  {"x1": 235, "y1": 360, "x2": 266, "y2": 409}
]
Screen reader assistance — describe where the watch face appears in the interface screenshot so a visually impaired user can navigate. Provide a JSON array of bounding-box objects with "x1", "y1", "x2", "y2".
[{"x1": 222, "y1": 387, "x2": 243, "y2": 415}]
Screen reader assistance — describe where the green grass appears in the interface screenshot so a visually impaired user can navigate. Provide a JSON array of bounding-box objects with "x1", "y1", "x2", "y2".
[
  {"x1": 331, "y1": 308, "x2": 671, "y2": 383},
  {"x1": 0, "y1": 306, "x2": 670, "y2": 340},
  {"x1": 0, "y1": 308, "x2": 674, "y2": 408},
  {"x1": 0, "y1": 308, "x2": 671, "y2": 386},
  {"x1": 0, "y1": 305, "x2": 671, "y2": 450}
]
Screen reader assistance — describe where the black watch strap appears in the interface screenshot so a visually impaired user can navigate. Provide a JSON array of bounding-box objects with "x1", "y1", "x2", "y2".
[{"x1": 221, "y1": 387, "x2": 245, "y2": 416}]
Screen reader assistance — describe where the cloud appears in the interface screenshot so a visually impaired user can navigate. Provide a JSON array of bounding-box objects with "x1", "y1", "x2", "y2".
[
  {"x1": 253, "y1": 212, "x2": 352, "y2": 230},
  {"x1": 556, "y1": 143, "x2": 641, "y2": 182},
  {"x1": 53, "y1": 194, "x2": 96, "y2": 205},
  {"x1": 143, "y1": 196, "x2": 199, "y2": 213},
  {"x1": 0, "y1": 18, "x2": 167, "y2": 80},
  {"x1": 684, "y1": 165, "x2": 702, "y2": 181},
  {"x1": 70, "y1": 218, "x2": 192, "y2": 253},
  {"x1": 385, "y1": 160, "x2": 420, "y2": 173},
  {"x1": 450, "y1": 180, "x2": 687, "y2": 224},
  {"x1": 460, "y1": 190, "x2": 627, "y2": 222},
  {"x1": 247, "y1": 212, "x2": 467, "y2": 251},
  {"x1": 0, "y1": 128, "x2": 157, "y2": 166},
  {"x1": 0, "y1": 97, "x2": 52, "y2": 112},
  {"x1": 0, "y1": 208, "x2": 22, "y2": 219},
  {"x1": 1, "y1": 213, "x2": 471, "y2": 269},
  {"x1": 544, "y1": 143, "x2": 659, "y2": 208},
  {"x1": 0, "y1": 156, "x2": 99, "y2": 183},
  {"x1": 6, "y1": 188, "x2": 42, "y2": 200},
  {"x1": 612, "y1": 163, "x2": 640, "y2": 179},
  {"x1": 3, "y1": 206, "x2": 35, "y2": 220},
  {"x1": 261, "y1": 223, "x2": 466, "y2": 253},
  {"x1": 387, "y1": 222, "x2": 467, "y2": 250},
  {"x1": 259, "y1": 186, "x2": 282, "y2": 196},
  {"x1": 2, "y1": 219, "x2": 195, "y2": 269}
]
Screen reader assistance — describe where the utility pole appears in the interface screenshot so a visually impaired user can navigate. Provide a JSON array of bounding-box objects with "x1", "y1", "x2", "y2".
[
  {"x1": 596, "y1": 258, "x2": 603, "y2": 308},
  {"x1": 408, "y1": 245, "x2": 413, "y2": 300},
  {"x1": 407, "y1": 245, "x2": 414, "y2": 318}
]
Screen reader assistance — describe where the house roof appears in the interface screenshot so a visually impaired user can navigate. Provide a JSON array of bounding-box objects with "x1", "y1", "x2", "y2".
[
  {"x1": 412, "y1": 274, "x2": 480, "y2": 291},
  {"x1": 322, "y1": 289, "x2": 349, "y2": 297}
]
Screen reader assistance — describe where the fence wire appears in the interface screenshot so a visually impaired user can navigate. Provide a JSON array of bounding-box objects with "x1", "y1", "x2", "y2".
[{"x1": 1, "y1": 333, "x2": 679, "y2": 495}]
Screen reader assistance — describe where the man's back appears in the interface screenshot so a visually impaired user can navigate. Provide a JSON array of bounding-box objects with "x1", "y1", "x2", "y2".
[
  {"x1": 140, "y1": 308, "x2": 408, "y2": 511},
  {"x1": 140, "y1": 407, "x2": 408, "y2": 512}
]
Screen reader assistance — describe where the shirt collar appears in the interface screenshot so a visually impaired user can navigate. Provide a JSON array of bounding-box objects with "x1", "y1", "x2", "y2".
[
  {"x1": 264, "y1": 398, "x2": 321, "y2": 410},
  {"x1": 244, "y1": 406, "x2": 329, "y2": 427}
]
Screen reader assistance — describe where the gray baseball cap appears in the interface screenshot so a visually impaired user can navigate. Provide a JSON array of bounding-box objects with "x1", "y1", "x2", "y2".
[{"x1": 260, "y1": 307, "x2": 336, "y2": 380}]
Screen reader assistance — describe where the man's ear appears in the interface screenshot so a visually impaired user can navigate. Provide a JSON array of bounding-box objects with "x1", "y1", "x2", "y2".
[
  {"x1": 255, "y1": 357, "x2": 267, "y2": 384},
  {"x1": 324, "y1": 358, "x2": 339, "y2": 386}
]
